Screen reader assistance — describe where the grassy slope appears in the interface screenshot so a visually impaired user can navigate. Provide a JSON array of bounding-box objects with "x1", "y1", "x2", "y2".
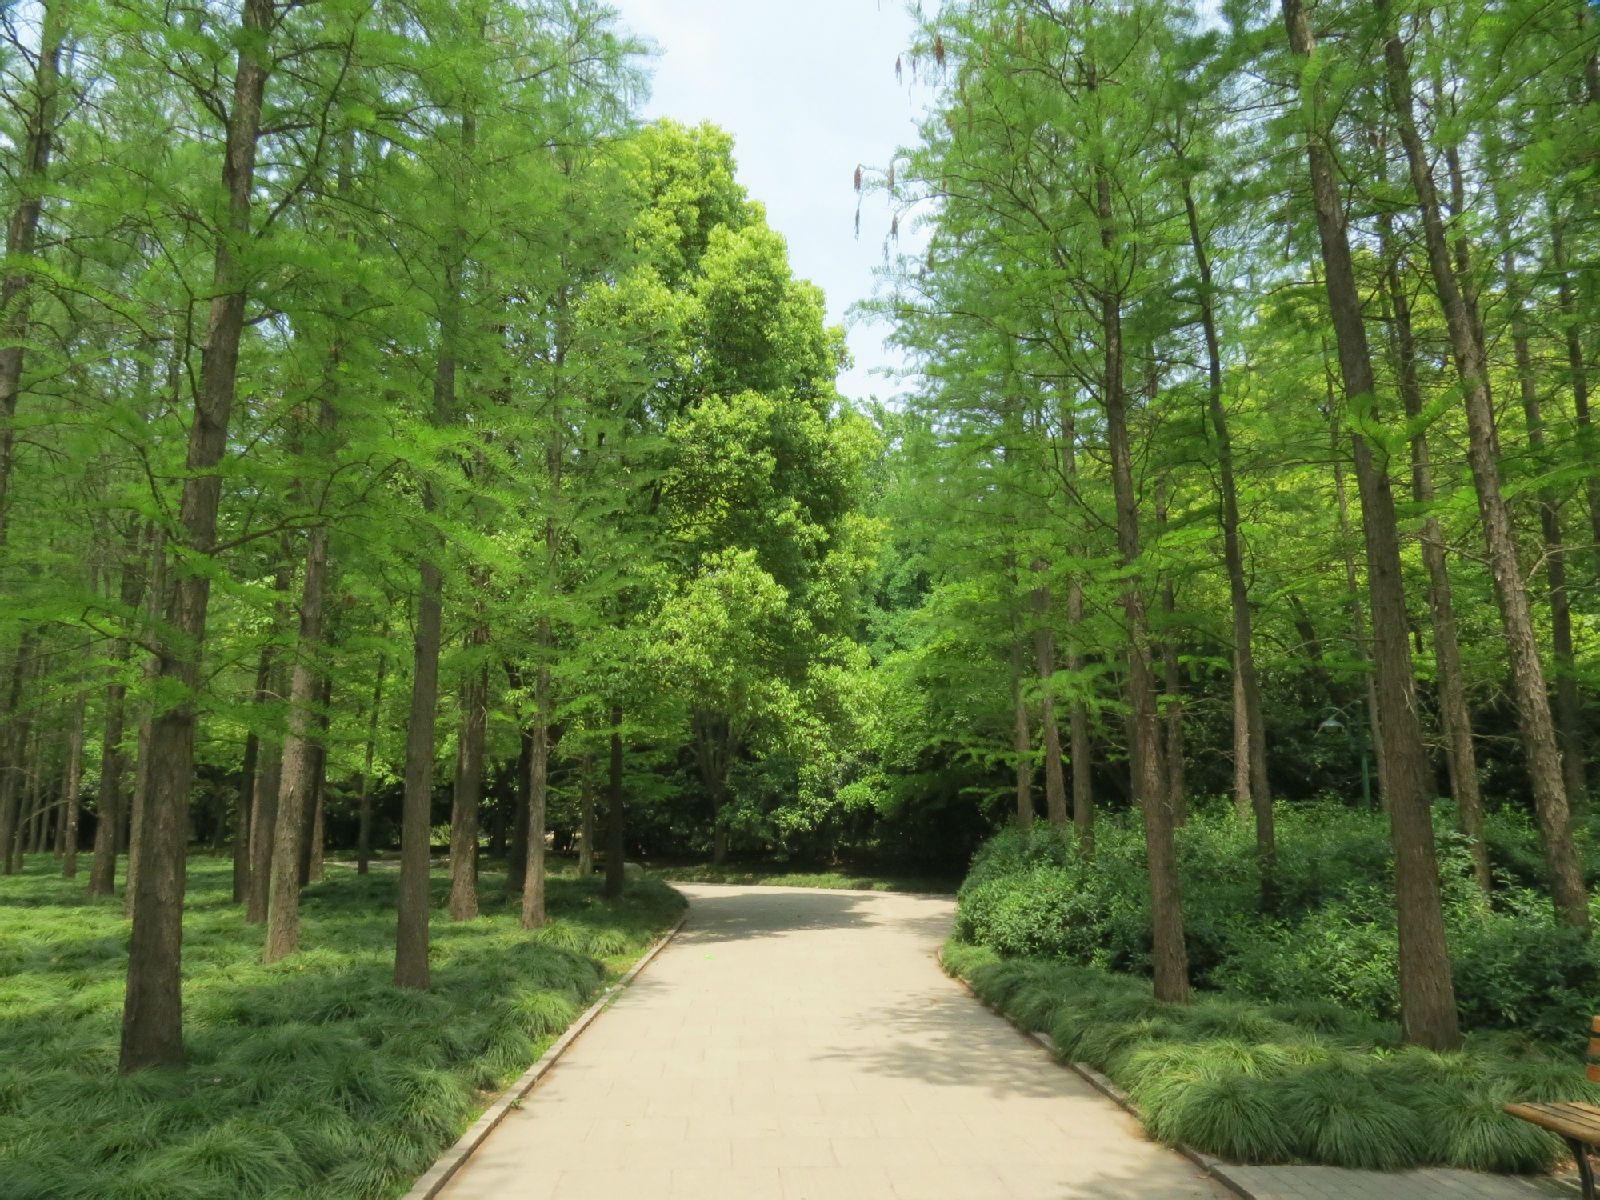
[
  {"x1": 649, "y1": 863, "x2": 955, "y2": 893},
  {"x1": 0, "y1": 856, "x2": 684, "y2": 1200},
  {"x1": 941, "y1": 939, "x2": 1591, "y2": 1175}
]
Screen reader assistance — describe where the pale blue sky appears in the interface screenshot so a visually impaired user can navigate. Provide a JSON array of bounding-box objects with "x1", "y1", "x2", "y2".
[{"x1": 610, "y1": 0, "x2": 925, "y2": 402}]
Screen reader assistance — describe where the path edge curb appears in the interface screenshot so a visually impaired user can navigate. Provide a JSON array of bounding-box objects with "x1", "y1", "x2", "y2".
[
  {"x1": 935, "y1": 949, "x2": 1254, "y2": 1200},
  {"x1": 402, "y1": 904, "x2": 690, "y2": 1200}
]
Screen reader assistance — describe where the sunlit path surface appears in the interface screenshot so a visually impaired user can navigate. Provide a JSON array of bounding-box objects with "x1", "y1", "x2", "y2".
[{"x1": 437, "y1": 884, "x2": 1226, "y2": 1200}]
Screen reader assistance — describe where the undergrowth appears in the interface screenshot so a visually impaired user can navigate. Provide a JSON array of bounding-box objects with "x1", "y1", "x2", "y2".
[
  {"x1": 942, "y1": 939, "x2": 1588, "y2": 1174},
  {"x1": 0, "y1": 855, "x2": 685, "y2": 1199}
]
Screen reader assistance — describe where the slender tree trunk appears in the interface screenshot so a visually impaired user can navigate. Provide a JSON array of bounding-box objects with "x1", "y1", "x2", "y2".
[
  {"x1": 60, "y1": 687, "x2": 86, "y2": 875},
  {"x1": 263, "y1": 517, "x2": 331, "y2": 961},
  {"x1": 1331, "y1": 450, "x2": 1386, "y2": 807},
  {"x1": 395, "y1": 94, "x2": 475, "y2": 986},
  {"x1": 246, "y1": 548, "x2": 291, "y2": 922},
  {"x1": 1093, "y1": 157, "x2": 1188, "y2": 1002},
  {"x1": 19, "y1": 726, "x2": 44, "y2": 864},
  {"x1": 448, "y1": 664, "x2": 487, "y2": 921},
  {"x1": 1181, "y1": 177, "x2": 1271, "y2": 843},
  {"x1": 1282, "y1": 0, "x2": 1459, "y2": 1050},
  {"x1": 520, "y1": 665, "x2": 550, "y2": 929},
  {"x1": 604, "y1": 705, "x2": 624, "y2": 900},
  {"x1": 232, "y1": 649, "x2": 271, "y2": 903},
  {"x1": 1548, "y1": 205, "x2": 1600, "y2": 567},
  {"x1": 1060, "y1": 413, "x2": 1095, "y2": 853},
  {"x1": 122, "y1": 522, "x2": 168, "y2": 917},
  {"x1": 577, "y1": 753, "x2": 595, "y2": 877},
  {"x1": 90, "y1": 526, "x2": 148, "y2": 898},
  {"x1": 1499, "y1": 230, "x2": 1588, "y2": 815},
  {"x1": 0, "y1": 1, "x2": 65, "y2": 556},
  {"x1": 1378, "y1": 0, "x2": 1588, "y2": 932},
  {"x1": 1011, "y1": 633, "x2": 1034, "y2": 827},
  {"x1": 1031, "y1": 572, "x2": 1068, "y2": 828},
  {"x1": 394, "y1": 543, "x2": 443, "y2": 989},
  {"x1": 355, "y1": 645, "x2": 386, "y2": 875},
  {"x1": 1154, "y1": 483, "x2": 1186, "y2": 825},
  {"x1": 506, "y1": 722, "x2": 532, "y2": 896},
  {"x1": 1383, "y1": 232, "x2": 1491, "y2": 894},
  {"x1": 0, "y1": 634, "x2": 35, "y2": 875},
  {"x1": 300, "y1": 670, "x2": 332, "y2": 887}
]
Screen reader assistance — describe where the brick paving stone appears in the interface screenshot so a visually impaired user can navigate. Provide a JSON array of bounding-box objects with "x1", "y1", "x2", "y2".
[{"x1": 433, "y1": 885, "x2": 1576, "y2": 1200}]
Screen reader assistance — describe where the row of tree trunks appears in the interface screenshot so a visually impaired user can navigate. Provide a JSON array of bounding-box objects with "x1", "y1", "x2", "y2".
[
  {"x1": 1375, "y1": 0, "x2": 1588, "y2": 934},
  {"x1": 1378, "y1": 216, "x2": 1491, "y2": 895}
]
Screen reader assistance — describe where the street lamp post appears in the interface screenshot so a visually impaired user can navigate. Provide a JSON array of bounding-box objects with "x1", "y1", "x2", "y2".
[{"x1": 1317, "y1": 705, "x2": 1372, "y2": 809}]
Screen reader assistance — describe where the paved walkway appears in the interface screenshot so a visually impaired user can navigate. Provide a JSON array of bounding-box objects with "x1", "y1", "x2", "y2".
[
  {"x1": 437, "y1": 885, "x2": 1573, "y2": 1200},
  {"x1": 440, "y1": 885, "x2": 1224, "y2": 1198}
]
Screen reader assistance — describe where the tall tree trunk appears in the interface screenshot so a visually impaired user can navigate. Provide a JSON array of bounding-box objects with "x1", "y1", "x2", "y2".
[
  {"x1": 355, "y1": 644, "x2": 386, "y2": 875},
  {"x1": 60, "y1": 687, "x2": 86, "y2": 875},
  {"x1": 604, "y1": 705, "x2": 624, "y2": 900},
  {"x1": 577, "y1": 753, "x2": 595, "y2": 877},
  {"x1": 448, "y1": 664, "x2": 487, "y2": 921},
  {"x1": 0, "y1": 1, "x2": 65, "y2": 556},
  {"x1": 299, "y1": 670, "x2": 332, "y2": 887},
  {"x1": 232, "y1": 649, "x2": 272, "y2": 903},
  {"x1": 1281, "y1": 0, "x2": 1460, "y2": 1050},
  {"x1": 1060, "y1": 412, "x2": 1095, "y2": 853},
  {"x1": 1181, "y1": 175, "x2": 1271, "y2": 845},
  {"x1": 121, "y1": 524, "x2": 167, "y2": 919},
  {"x1": 520, "y1": 664, "x2": 550, "y2": 929},
  {"x1": 1548, "y1": 205, "x2": 1600, "y2": 567},
  {"x1": 1031, "y1": 570, "x2": 1068, "y2": 827},
  {"x1": 120, "y1": 0, "x2": 271, "y2": 1071},
  {"x1": 1094, "y1": 157, "x2": 1188, "y2": 1003},
  {"x1": 395, "y1": 94, "x2": 475, "y2": 987},
  {"x1": 0, "y1": 634, "x2": 36, "y2": 875},
  {"x1": 245, "y1": 549, "x2": 292, "y2": 922},
  {"x1": 506, "y1": 721, "x2": 532, "y2": 896},
  {"x1": 1499, "y1": 226, "x2": 1588, "y2": 817},
  {"x1": 263, "y1": 485, "x2": 332, "y2": 961},
  {"x1": 262, "y1": 527, "x2": 330, "y2": 960},
  {"x1": 1010, "y1": 633, "x2": 1034, "y2": 827},
  {"x1": 1383, "y1": 230, "x2": 1491, "y2": 895},
  {"x1": 1378, "y1": 0, "x2": 1588, "y2": 932},
  {"x1": 1154, "y1": 484, "x2": 1186, "y2": 825},
  {"x1": 1331, "y1": 450, "x2": 1386, "y2": 809}
]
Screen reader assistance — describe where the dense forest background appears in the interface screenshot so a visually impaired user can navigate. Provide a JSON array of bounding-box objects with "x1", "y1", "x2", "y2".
[{"x1": 0, "y1": 0, "x2": 1596, "y2": 1075}]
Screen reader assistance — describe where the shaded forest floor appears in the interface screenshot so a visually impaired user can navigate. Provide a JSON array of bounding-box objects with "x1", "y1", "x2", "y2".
[{"x1": 0, "y1": 857, "x2": 685, "y2": 1199}]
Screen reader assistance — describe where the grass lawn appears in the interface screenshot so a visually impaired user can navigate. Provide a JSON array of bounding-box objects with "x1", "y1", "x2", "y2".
[
  {"x1": 649, "y1": 862, "x2": 956, "y2": 893},
  {"x1": 942, "y1": 939, "x2": 1590, "y2": 1175},
  {"x1": 0, "y1": 855, "x2": 685, "y2": 1200}
]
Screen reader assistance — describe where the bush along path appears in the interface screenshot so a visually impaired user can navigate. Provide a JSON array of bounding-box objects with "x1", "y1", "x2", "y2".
[
  {"x1": 944, "y1": 815, "x2": 1600, "y2": 1183},
  {"x1": 0, "y1": 858, "x2": 686, "y2": 1200}
]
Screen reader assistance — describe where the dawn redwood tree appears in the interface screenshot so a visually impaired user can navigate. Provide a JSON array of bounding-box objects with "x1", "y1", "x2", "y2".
[
  {"x1": 120, "y1": 0, "x2": 277, "y2": 1071},
  {"x1": 1279, "y1": 0, "x2": 1460, "y2": 1050}
]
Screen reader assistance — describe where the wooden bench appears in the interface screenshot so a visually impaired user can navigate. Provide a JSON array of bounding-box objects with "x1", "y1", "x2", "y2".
[{"x1": 1504, "y1": 1016, "x2": 1600, "y2": 1199}]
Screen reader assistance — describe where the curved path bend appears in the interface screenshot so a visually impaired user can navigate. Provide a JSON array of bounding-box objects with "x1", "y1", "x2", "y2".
[{"x1": 438, "y1": 884, "x2": 1224, "y2": 1200}]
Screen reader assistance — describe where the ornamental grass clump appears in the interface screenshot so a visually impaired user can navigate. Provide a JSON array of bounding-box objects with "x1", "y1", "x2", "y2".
[
  {"x1": 0, "y1": 857, "x2": 684, "y2": 1200},
  {"x1": 942, "y1": 935, "x2": 1578, "y2": 1174}
]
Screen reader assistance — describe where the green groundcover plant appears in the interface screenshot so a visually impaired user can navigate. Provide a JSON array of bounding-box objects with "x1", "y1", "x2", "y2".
[
  {"x1": 0, "y1": 859, "x2": 685, "y2": 1200},
  {"x1": 945, "y1": 803, "x2": 1600, "y2": 1173}
]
